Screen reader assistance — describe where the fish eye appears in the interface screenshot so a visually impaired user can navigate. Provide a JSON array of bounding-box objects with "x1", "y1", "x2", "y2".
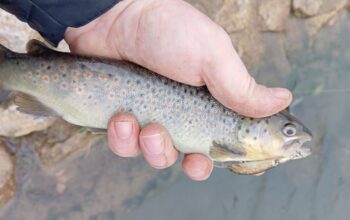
[{"x1": 282, "y1": 123, "x2": 297, "y2": 137}]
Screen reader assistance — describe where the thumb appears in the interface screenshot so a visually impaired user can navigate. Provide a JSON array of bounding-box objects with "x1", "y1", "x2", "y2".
[{"x1": 203, "y1": 45, "x2": 292, "y2": 118}]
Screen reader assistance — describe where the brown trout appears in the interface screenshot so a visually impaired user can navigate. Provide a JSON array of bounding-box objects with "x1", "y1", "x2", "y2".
[{"x1": 0, "y1": 40, "x2": 312, "y2": 175}]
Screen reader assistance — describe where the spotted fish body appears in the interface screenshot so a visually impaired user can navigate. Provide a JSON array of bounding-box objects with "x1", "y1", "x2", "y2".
[{"x1": 0, "y1": 40, "x2": 312, "y2": 175}]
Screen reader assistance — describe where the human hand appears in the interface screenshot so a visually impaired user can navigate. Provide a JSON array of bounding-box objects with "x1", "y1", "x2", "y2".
[{"x1": 64, "y1": 0, "x2": 292, "y2": 181}]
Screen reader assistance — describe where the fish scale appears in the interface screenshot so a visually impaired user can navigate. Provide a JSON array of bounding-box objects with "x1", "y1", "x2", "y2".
[{"x1": 0, "y1": 40, "x2": 313, "y2": 175}]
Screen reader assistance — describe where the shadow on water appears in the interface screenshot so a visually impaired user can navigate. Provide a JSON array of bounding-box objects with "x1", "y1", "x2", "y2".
[{"x1": 1, "y1": 9, "x2": 350, "y2": 220}]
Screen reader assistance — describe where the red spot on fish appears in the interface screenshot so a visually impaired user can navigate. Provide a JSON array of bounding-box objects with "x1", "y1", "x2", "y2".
[
  {"x1": 114, "y1": 78, "x2": 120, "y2": 85},
  {"x1": 26, "y1": 72, "x2": 33, "y2": 79},
  {"x1": 99, "y1": 74, "x2": 108, "y2": 80},
  {"x1": 108, "y1": 92, "x2": 115, "y2": 100},
  {"x1": 83, "y1": 72, "x2": 93, "y2": 79},
  {"x1": 60, "y1": 82, "x2": 68, "y2": 90},
  {"x1": 71, "y1": 79, "x2": 78, "y2": 86},
  {"x1": 42, "y1": 75, "x2": 50, "y2": 83},
  {"x1": 72, "y1": 70, "x2": 80, "y2": 77},
  {"x1": 53, "y1": 75, "x2": 59, "y2": 82},
  {"x1": 76, "y1": 87, "x2": 84, "y2": 94}
]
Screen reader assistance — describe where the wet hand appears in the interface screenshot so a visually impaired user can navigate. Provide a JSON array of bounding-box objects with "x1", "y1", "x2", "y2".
[{"x1": 64, "y1": 0, "x2": 292, "y2": 181}]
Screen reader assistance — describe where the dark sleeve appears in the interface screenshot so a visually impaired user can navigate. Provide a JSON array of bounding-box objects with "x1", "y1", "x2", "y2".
[{"x1": 0, "y1": 0, "x2": 121, "y2": 46}]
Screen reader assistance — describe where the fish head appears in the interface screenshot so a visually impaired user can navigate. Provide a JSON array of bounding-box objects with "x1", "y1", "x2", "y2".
[
  {"x1": 263, "y1": 111, "x2": 312, "y2": 162},
  {"x1": 237, "y1": 111, "x2": 312, "y2": 162},
  {"x1": 223, "y1": 111, "x2": 312, "y2": 175}
]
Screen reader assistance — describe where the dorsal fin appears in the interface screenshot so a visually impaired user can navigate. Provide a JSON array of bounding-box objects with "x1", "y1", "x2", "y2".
[{"x1": 26, "y1": 39, "x2": 53, "y2": 55}]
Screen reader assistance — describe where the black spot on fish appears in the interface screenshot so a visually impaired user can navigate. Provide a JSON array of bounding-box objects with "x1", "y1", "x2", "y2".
[
  {"x1": 211, "y1": 104, "x2": 215, "y2": 108},
  {"x1": 126, "y1": 80, "x2": 130, "y2": 85},
  {"x1": 88, "y1": 95, "x2": 92, "y2": 99},
  {"x1": 16, "y1": 61, "x2": 19, "y2": 65},
  {"x1": 47, "y1": 65, "x2": 51, "y2": 70},
  {"x1": 152, "y1": 88, "x2": 156, "y2": 93},
  {"x1": 80, "y1": 64, "x2": 85, "y2": 69},
  {"x1": 265, "y1": 119, "x2": 269, "y2": 124},
  {"x1": 264, "y1": 129, "x2": 267, "y2": 133},
  {"x1": 189, "y1": 91, "x2": 193, "y2": 95},
  {"x1": 146, "y1": 84, "x2": 150, "y2": 89},
  {"x1": 253, "y1": 137, "x2": 257, "y2": 140},
  {"x1": 172, "y1": 85, "x2": 176, "y2": 89},
  {"x1": 62, "y1": 74, "x2": 67, "y2": 78},
  {"x1": 164, "y1": 81, "x2": 168, "y2": 85},
  {"x1": 257, "y1": 120, "x2": 261, "y2": 124},
  {"x1": 108, "y1": 74, "x2": 112, "y2": 78},
  {"x1": 184, "y1": 88, "x2": 187, "y2": 93},
  {"x1": 245, "y1": 129, "x2": 250, "y2": 134},
  {"x1": 136, "y1": 80, "x2": 140, "y2": 84}
]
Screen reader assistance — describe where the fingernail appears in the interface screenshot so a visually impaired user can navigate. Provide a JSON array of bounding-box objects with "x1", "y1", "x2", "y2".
[
  {"x1": 270, "y1": 88, "x2": 291, "y2": 99},
  {"x1": 187, "y1": 159, "x2": 211, "y2": 180},
  {"x1": 141, "y1": 134, "x2": 164, "y2": 156},
  {"x1": 114, "y1": 121, "x2": 133, "y2": 140}
]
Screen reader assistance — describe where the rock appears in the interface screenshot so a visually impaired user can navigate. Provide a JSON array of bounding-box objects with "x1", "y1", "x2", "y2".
[
  {"x1": 306, "y1": 10, "x2": 339, "y2": 36},
  {"x1": 28, "y1": 121, "x2": 101, "y2": 173},
  {"x1": 0, "y1": 10, "x2": 69, "y2": 52},
  {"x1": 293, "y1": 0, "x2": 348, "y2": 17},
  {"x1": 230, "y1": 30, "x2": 264, "y2": 68},
  {"x1": 215, "y1": 0, "x2": 254, "y2": 33},
  {"x1": 186, "y1": 0, "x2": 224, "y2": 19},
  {"x1": 293, "y1": 0, "x2": 323, "y2": 17},
  {"x1": 318, "y1": 0, "x2": 348, "y2": 14},
  {"x1": 258, "y1": 0, "x2": 291, "y2": 32},
  {"x1": 0, "y1": 100, "x2": 56, "y2": 137},
  {"x1": 0, "y1": 142, "x2": 15, "y2": 207}
]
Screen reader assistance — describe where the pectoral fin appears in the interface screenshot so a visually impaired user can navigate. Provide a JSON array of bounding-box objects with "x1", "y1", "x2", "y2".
[
  {"x1": 209, "y1": 141, "x2": 246, "y2": 162},
  {"x1": 11, "y1": 92, "x2": 58, "y2": 117}
]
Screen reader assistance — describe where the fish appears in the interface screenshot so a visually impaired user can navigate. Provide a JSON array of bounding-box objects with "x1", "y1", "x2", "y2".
[{"x1": 0, "y1": 40, "x2": 313, "y2": 175}]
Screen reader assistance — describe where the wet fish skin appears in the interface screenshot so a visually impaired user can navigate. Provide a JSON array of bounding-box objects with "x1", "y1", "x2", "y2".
[{"x1": 0, "y1": 40, "x2": 313, "y2": 175}]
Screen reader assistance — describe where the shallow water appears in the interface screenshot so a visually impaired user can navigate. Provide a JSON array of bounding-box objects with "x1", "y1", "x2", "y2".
[{"x1": 1, "y1": 9, "x2": 350, "y2": 220}]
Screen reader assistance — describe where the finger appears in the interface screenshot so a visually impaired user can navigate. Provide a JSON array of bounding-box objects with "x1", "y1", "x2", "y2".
[
  {"x1": 107, "y1": 113, "x2": 141, "y2": 157},
  {"x1": 182, "y1": 154, "x2": 213, "y2": 181},
  {"x1": 139, "y1": 124, "x2": 179, "y2": 169},
  {"x1": 202, "y1": 31, "x2": 292, "y2": 118}
]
